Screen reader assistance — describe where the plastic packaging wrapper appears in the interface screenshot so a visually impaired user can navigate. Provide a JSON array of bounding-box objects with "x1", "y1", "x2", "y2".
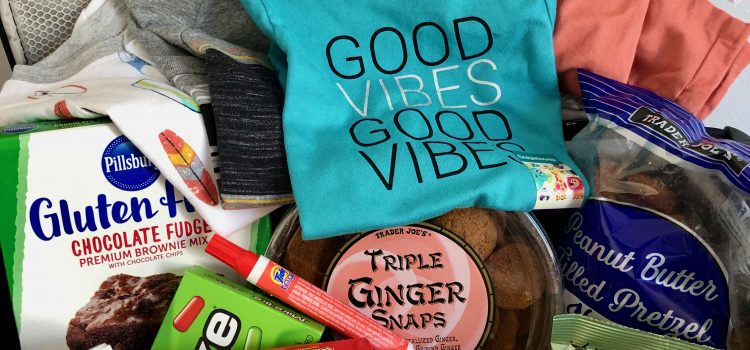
[
  {"x1": 267, "y1": 206, "x2": 562, "y2": 350},
  {"x1": 551, "y1": 314, "x2": 719, "y2": 350},
  {"x1": 539, "y1": 70, "x2": 750, "y2": 349}
]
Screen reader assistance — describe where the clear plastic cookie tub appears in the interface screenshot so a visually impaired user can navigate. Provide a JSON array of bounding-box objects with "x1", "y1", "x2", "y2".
[{"x1": 266, "y1": 206, "x2": 562, "y2": 349}]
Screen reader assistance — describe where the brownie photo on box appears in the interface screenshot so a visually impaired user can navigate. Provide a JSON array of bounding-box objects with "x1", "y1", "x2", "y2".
[{"x1": 66, "y1": 273, "x2": 181, "y2": 350}]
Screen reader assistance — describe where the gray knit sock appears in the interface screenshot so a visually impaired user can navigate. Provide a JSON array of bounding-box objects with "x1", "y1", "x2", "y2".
[{"x1": 205, "y1": 49, "x2": 292, "y2": 208}]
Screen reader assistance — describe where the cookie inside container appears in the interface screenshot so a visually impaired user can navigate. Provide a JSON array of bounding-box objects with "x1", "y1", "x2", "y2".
[{"x1": 266, "y1": 207, "x2": 561, "y2": 349}]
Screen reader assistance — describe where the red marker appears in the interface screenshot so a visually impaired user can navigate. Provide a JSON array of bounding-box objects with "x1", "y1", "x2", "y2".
[{"x1": 205, "y1": 235, "x2": 412, "y2": 350}]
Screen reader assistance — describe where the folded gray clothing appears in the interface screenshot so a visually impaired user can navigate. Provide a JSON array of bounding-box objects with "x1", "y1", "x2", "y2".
[
  {"x1": 205, "y1": 49, "x2": 293, "y2": 208},
  {"x1": 8, "y1": 0, "x2": 221, "y2": 161},
  {"x1": 128, "y1": 1, "x2": 290, "y2": 208},
  {"x1": 13, "y1": 0, "x2": 271, "y2": 105},
  {"x1": 8, "y1": 0, "x2": 287, "y2": 208},
  {"x1": 126, "y1": 0, "x2": 270, "y2": 104},
  {"x1": 127, "y1": 0, "x2": 268, "y2": 53},
  {"x1": 127, "y1": 0, "x2": 287, "y2": 209},
  {"x1": 126, "y1": 0, "x2": 274, "y2": 186},
  {"x1": 126, "y1": 28, "x2": 209, "y2": 100},
  {"x1": 11, "y1": 0, "x2": 133, "y2": 83},
  {"x1": 9, "y1": 0, "x2": 213, "y2": 96}
]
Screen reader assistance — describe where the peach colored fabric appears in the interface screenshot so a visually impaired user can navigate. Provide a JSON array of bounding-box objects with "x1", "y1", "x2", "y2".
[
  {"x1": 554, "y1": 0, "x2": 750, "y2": 119},
  {"x1": 630, "y1": 0, "x2": 750, "y2": 119},
  {"x1": 554, "y1": 0, "x2": 649, "y2": 96}
]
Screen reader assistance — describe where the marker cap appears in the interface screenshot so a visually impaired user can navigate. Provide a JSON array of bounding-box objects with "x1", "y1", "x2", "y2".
[{"x1": 205, "y1": 234, "x2": 258, "y2": 277}]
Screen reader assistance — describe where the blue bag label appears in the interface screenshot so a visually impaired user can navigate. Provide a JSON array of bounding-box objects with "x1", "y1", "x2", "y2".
[
  {"x1": 553, "y1": 199, "x2": 730, "y2": 348},
  {"x1": 629, "y1": 107, "x2": 749, "y2": 176},
  {"x1": 577, "y1": 69, "x2": 750, "y2": 193}
]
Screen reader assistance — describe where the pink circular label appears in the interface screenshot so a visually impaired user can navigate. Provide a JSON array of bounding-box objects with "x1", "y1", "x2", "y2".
[{"x1": 324, "y1": 224, "x2": 493, "y2": 348}]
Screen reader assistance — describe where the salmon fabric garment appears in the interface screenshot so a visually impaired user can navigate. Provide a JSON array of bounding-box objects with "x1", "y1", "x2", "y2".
[
  {"x1": 554, "y1": 0, "x2": 649, "y2": 97},
  {"x1": 554, "y1": 0, "x2": 750, "y2": 119}
]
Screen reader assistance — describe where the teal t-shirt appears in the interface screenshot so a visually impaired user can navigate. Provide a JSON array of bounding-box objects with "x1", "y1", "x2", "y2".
[{"x1": 242, "y1": 0, "x2": 588, "y2": 239}]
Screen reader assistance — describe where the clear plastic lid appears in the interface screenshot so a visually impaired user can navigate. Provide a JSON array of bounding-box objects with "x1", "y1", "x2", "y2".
[{"x1": 266, "y1": 207, "x2": 562, "y2": 349}]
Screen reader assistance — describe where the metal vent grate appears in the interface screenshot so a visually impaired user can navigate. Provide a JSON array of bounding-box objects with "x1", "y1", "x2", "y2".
[{"x1": 10, "y1": 0, "x2": 89, "y2": 64}]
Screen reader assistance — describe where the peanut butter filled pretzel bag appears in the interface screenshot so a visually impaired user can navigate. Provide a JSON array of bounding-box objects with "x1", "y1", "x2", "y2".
[{"x1": 539, "y1": 70, "x2": 750, "y2": 349}]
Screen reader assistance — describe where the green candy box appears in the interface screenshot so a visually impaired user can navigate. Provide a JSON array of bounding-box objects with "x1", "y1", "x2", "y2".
[{"x1": 153, "y1": 266, "x2": 325, "y2": 349}]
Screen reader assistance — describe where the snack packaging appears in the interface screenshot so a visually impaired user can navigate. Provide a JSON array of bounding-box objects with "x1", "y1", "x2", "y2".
[
  {"x1": 205, "y1": 234, "x2": 411, "y2": 350},
  {"x1": 270, "y1": 339, "x2": 373, "y2": 350},
  {"x1": 266, "y1": 206, "x2": 562, "y2": 349},
  {"x1": 551, "y1": 314, "x2": 717, "y2": 350},
  {"x1": 152, "y1": 266, "x2": 325, "y2": 349},
  {"x1": 0, "y1": 119, "x2": 270, "y2": 349},
  {"x1": 538, "y1": 70, "x2": 750, "y2": 349}
]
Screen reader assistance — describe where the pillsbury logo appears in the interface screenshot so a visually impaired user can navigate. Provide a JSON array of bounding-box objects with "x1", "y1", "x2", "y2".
[{"x1": 101, "y1": 136, "x2": 160, "y2": 191}]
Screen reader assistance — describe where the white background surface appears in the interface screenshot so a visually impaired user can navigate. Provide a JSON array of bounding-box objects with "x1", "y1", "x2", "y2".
[
  {"x1": 698, "y1": 0, "x2": 749, "y2": 134},
  {"x1": 0, "y1": 1, "x2": 747, "y2": 133}
]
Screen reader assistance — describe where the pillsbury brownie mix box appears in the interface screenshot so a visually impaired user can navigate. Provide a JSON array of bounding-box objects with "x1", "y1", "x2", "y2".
[{"x1": 0, "y1": 119, "x2": 270, "y2": 349}]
